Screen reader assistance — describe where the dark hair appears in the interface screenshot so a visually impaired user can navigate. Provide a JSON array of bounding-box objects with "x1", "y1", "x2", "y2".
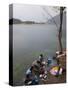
[
  {"x1": 52, "y1": 56, "x2": 56, "y2": 60},
  {"x1": 30, "y1": 66, "x2": 33, "y2": 71},
  {"x1": 39, "y1": 54, "x2": 44, "y2": 62},
  {"x1": 59, "y1": 51, "x2": 62, "y2": 54},
  {"x1": 26, "y1": 74, "x2": 30, "y2": 78},
  {"x1": 37, "y1": 60, "x2": 41, "y2": 64},
  {"x1": 40, "y1": 54, "x2": 43, "y2": 57}
]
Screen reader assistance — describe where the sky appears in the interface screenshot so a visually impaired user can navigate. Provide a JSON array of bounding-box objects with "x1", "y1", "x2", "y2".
[{"x1": 9, "y1": 4, "x2": 60, "y2": 22}]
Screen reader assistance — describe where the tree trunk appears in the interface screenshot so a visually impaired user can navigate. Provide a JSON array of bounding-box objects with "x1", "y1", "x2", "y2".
[{"x1": 58, "y1": 7, "x2": 64, "y2": 54}]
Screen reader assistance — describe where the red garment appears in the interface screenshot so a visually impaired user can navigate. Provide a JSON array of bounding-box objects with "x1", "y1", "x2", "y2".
[{"x1": 40, "y1": 67, "x2": 45, "y2": 74}]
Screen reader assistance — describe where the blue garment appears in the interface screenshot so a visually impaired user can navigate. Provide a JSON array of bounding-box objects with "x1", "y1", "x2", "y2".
[
  {"x1": 47, "y1": 57, "x2": 52, "y2": 65},
  {"x1": 31, "y1": 75, "x2": 39, "y2": 85},
  {"x1": 25, "y1": 68, "x2": 39, "y2": 85}
]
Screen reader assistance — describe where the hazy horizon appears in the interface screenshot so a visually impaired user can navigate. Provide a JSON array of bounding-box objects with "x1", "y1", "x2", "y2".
[{"x1": 9, "y1": 4, "x2": 60, "y2": 23}]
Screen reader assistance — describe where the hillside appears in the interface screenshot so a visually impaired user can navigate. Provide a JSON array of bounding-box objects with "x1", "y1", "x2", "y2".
[
  {"x1": 9, "y1": 18, "x2": 23, "y2": 24},
  {"x1": 9, "y1": 18, "x2": 45, "y2": 24}
]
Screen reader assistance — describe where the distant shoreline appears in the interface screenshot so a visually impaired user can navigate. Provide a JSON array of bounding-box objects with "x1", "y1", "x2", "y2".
[
  {"x1": 12, "y1": 22, "x2": 46, "y2": 25},
  {"x1": 9, "y1": 18, "x2": 46, "y2": 25}
]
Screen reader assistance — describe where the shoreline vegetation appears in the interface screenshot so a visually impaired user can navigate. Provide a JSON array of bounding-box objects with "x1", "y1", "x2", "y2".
[{"x1": 9, "y1": 18, "x2": 46, "y2": 25}]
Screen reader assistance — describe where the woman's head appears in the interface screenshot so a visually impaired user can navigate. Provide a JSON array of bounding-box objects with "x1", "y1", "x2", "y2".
[{"x1": 39, "y1": 54, "x2": 43, "y2": 62}]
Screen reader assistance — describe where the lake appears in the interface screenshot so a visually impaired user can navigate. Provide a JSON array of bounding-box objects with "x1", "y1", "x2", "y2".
[{"x1": 12, "y1": 24, "x2": 66, "y2": 85}]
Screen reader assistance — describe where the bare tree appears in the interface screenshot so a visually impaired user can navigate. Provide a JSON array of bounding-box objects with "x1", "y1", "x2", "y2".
[
  {"x1": 42, "y1": 6, "x2": 66, "y2": 54},
  {"x1": 58, "y1": 7, "x2": 65, "y2": 54}
]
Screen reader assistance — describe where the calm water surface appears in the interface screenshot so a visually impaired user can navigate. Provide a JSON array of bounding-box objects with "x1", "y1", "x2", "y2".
[{"x1": 13, "y1": 24, "x2": 66, "y2": 85}]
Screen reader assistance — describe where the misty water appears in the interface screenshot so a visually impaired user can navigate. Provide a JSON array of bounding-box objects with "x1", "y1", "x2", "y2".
[{"x1": 13, "y1": 24, "x2": 66, "y2": 85}]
